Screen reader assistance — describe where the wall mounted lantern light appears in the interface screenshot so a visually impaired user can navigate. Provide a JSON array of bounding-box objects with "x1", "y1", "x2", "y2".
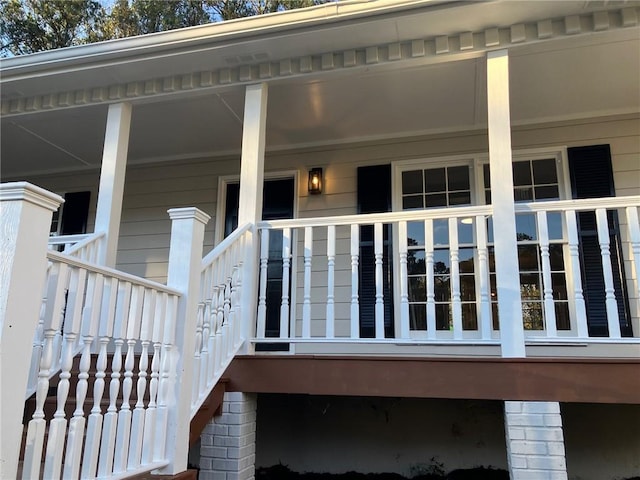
[{"x1": 308, "y1": 167, "x2": 323, "y2": 194}]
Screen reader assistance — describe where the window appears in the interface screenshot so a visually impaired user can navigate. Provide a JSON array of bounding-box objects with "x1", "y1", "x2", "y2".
[
  {"x1": 402, "y1": 165, "x2": 471, "y2": 209},
  {"x1": 483, "y1": 157, "x2": 569, "y2": 331},
  {"x1": 483, "y1": 158, "x2": 560, "y2": 204},
  {"x1": 406, "y1": 218, "x2": 477, "y2": 331}
]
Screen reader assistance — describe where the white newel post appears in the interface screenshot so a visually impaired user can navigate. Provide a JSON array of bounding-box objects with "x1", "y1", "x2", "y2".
[
  {"x1": 161, "y1": 207, "x2": 210, "y2": 474},
  {"x1": 237, "y1": 83, "x2": 268, "y2": 354},
  {"x1": 94, "y1": 102, "x2": 132, "y2": 267},
  {"x1": 486, "y1": 50, "x2": 526, "y2": 358},
  {"x1": 0, "y1": 182, "x2": 63, "y2": 480}
]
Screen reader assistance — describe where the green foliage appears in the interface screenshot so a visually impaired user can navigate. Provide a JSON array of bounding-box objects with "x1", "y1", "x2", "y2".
[
  {"x1": 1, "y1": 0, "x2": 331, "y2": 56},
  {"x1": 1, "y1": 0, "x2": 107, "y2": 55}
]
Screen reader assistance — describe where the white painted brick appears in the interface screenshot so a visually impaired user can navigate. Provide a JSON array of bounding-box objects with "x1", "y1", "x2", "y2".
[
  {"x1": 527, "y1": 455, "x2": 566, "y2": 471},
  {"x1": 210, "y1": 424, "x2": 229, "y2": 436},
  {"x1": 199, "y1": 471, "x2": 227, "y2": 480},
  {"x1": 522, "y1": 402, "x2": 560, "y2": 415},
  {"x1": 200, "y1": 457, "x2": 213, "y2": 470},
  {"x1": 510, "y1": 454, "x2": 528, "y2": 469},
  {"x1": 228, "y1": 422, "x2": 256, "y2": 437},
  {"x1": 202, "y1": 446, "x2": 228, "y2": 458},
  {"x1": 508, "y1": 413, "x2": 545, "y2": 427},
  {"x1": 547, "y1": 441, "x2": 567, "y2": 456},
  {"x1": 228, "y1": 443, "x2": 255, "y2": 459},
  {"x1": 513, "y1": 470, "x2": 547, "y2": 480},
  {"x1": 238, "y1": 465, "x2": 255, "y2": 480},
  {"x1": 510, "y1": 440, "x2": 547, "y2": 455},
  {"x1": 525, "y1": 427, "x2": 563, "y2": 442},
  {"x1": 201, "y1": 434, "x2": 214, "y2": 446},
  {"x1": 506, "y1": 426, "x2": 526, "y2": 440},
  {"x1": 505, "y1": 401, "x2": 523, "y2": 414},
  {"x1": 212, "y1": 458, "x2": 240, "y2": 471},
  {"x1": 544, "y1": 414, "x2": 563, "y2": 427}
]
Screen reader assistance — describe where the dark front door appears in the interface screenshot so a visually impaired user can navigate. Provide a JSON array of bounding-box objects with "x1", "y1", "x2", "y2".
[{"x1": 223, "y1": 177, "x2": 295, "y2": 337}]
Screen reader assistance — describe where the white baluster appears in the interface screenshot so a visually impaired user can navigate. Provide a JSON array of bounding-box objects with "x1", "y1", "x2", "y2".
[
  {"x1": 142, "y1": 292, "x2": 166, "y2": 464},
  {"x1": 193, "y1": 301, "x2": 204, "y2": 404},
  {"x1": 374, "y1": 222, "x2": 385, "y2": 339},
  {"x1": 566, "y1": 211, "x2": 589, "y2": 338},
  {"x1": 537, "y1": 211, "x2": 557, "y2": 337},
  {"x1": 154, "y1": 294, "x2": 178, "y2": 462},
  {"x1": 350, "y1": 224, "x2": 360, "y2": 339},
  {"x1": 256, "y1": 228, "x2": 269, "y2": 339},
  {"x1": 129, "y1": 288, "x2": 155, "y2": 470},
  {"x1": 596, "y1": 208, "x2": 621, "y2": 338},
  {"x1": 398, "y1": 221, "x2": 410, "y2": 339},
  {"x1": 114, "y1": 284, "x2": 143, "y2": 473},
  {"x1": 326, "y1": 225, "x2": 336, "y2": 339},
  {"x1": 98, "y1": 280, "x2": 131, "y2": 476},
  {"x1": 22, "y1": 328, "x2": 56, "y2": 480},
  {"x1": 302, "y1": 226, "x2": 313, "y2": 338},
  {"x1": 280, "y1": 228, "x2": 292, "y2": 339},
  {"x1": 425, "y1": 219, "x2": 436, "y2": 340},
  {"x1": 449, "y1": 218, "x2": 463, "y2": 338},
  {"x1": 626, "y1": 206, "x2": 640, "y2": 318},
  {"x1": 476, "y1": 216, "x2": 492, "y2": 340},
  {"x1": 233, "y1": 234, "x2": 244, "y2": 348},
  {"x1": 45, "y1": 266, "x2": 87, "y2": 479}
]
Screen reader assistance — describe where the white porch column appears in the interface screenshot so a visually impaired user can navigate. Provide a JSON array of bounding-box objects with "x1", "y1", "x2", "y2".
[
  {"x1": 161, "y1": 207, "x2": 210, "y2": 474},
  {"x1": 504, "y1": 401, "x2": 568, "y2": 480},
  {"x1": 94, "y1": 102, "x2": 132, "y2": 267},
  {"x1": 487, "y1": 50, "x2": 526, "y2": 358},
  {"x1": 237, "y1": 83, "x2": 268, "y2": 355},
  {"x1": 199, "y1": 392, "x2": 257, "y2": 480},
  {"x1": 0, "y1": 182, "x2": 63, "y2": 480}
]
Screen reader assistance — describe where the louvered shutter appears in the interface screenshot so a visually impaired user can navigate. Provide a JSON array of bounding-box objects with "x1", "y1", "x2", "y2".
[
  {"x1": 357, "y1": 165, "x2": 394, "y2": 338},
  {"x1": 568, "y1": 145, "x2": 632, "y2": 337}
]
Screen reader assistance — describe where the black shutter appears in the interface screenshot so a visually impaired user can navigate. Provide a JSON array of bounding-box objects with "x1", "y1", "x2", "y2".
[
  {"x1": 568, "y1": 145, "x2": 632, "y2": 337},
  {"x1": 60, "y1": 191, "x2": 91, "y2": 235},
  {"x1": 357, "y1": 165, "x2": 394, "y2": 338}
]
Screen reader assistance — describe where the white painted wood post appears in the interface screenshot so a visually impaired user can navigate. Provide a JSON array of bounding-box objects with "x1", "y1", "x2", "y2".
[
  {"x1": 94, "y1": 102, "x2": 132, "y2": 267},
  {"x1": 238, "y1": 83, "x2": 268, "y2": 354},
  {"x1": 487, "y1": 50, "x2": 526, "y2": 358},
  {"x1": 0, "y1": 182, "x2": 63, "y2": 480},
  {"x1": 160, "y1": 207, "x2": 210, "y2": 474}
]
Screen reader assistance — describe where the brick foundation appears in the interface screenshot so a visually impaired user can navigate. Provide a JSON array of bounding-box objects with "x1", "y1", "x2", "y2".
[
  {"x1": 199, "y1": 392, "x2": 257, "y2": 480},
  {"x1": 504, "y1": 401, "x2": 568, "y2": 480}
]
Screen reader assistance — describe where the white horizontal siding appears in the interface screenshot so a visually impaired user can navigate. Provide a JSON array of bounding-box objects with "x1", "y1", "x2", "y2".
[{"x1": 19, "y1": 115, "x2": 639, "y2": 300}]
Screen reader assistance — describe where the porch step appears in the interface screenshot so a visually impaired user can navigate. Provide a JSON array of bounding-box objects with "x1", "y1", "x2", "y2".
[{"x1": 126, "y1": 468, "x2": 198, "y2": 480}]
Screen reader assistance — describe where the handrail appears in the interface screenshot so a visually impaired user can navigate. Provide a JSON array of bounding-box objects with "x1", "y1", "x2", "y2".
[
  {"x1": 64, "y1": 231, "x2": 105, "y2": 256},
  {"x1": 514, "y1": 195, "x2": 640, "y2": 213},
  {"x1": 258, "y1": 204, "x2": 493, "y2": 229},
  {"x1": 202, "y1": 222, "x2": 252, "y2": 267},
  {"x1": 47, "y1": 250, "x2": 182, "y2": 296},
  {"x1": 48, "y1": 233, "x2": 91, "y2": 246}
]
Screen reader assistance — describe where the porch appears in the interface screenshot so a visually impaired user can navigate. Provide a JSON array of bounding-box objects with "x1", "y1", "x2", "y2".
[{"x1": 2, "y1": 1, "x2": 640, "y2": 478}]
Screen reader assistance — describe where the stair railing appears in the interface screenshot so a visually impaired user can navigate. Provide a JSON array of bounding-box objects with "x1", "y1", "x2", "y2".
[
  {"x1": 22, "y1": 249, "x2": 182, "y2": 479},
  {"x1": 191, "y1": 222, "x2": 253, "y2": 416},
  {"x1": 26, "y1": 232, "x2": 107, "y2": 399}
]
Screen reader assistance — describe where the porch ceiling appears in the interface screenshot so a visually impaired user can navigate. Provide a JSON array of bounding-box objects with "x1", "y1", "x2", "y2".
[{"x1": 1, "y1": 20, "x2": 639, "y2": 178}]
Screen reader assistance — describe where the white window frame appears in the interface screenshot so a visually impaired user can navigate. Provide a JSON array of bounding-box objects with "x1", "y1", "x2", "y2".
[{"x1": 391, "y1": 147, "x2": 573, "y2": 339}]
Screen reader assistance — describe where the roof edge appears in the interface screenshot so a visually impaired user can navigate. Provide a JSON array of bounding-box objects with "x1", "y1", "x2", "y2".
[{"x1": 0, "y1": 0, "x2": 455, "y2": 78}]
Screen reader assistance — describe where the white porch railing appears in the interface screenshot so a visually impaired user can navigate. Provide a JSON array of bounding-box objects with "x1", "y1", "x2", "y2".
[
  {"x1": 22, "y1": 250, "x2": 181, "y2": 479},
  {"x1": 191, "y1": 223, "x2": 252, "y2": 416},
  {"x1": 255, "y1": 196, "x2": 640, "y2": 345},
  {"x1": 48, "y1": 232, "x2": 105, "y2": 263},
  {"x1": 27, "y1": 232, "x2": 108, "y2": 397}
]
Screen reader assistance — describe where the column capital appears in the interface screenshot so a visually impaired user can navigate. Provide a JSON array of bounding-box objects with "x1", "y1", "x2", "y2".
[
  {"x1": 0, "y1": 181, "x2": 63, "y2": 211},
  {"x1": 167, "y1": 207, "x2": 211, "y2": 224}
]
